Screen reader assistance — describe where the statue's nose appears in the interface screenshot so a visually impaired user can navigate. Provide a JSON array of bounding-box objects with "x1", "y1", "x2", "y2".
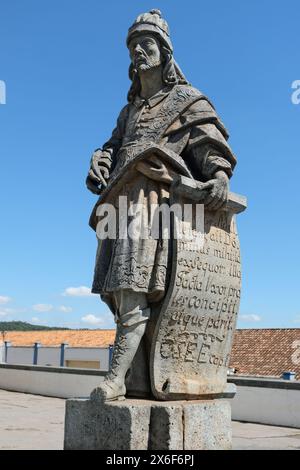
[{"x1": 134, "y1": 44, "x2": 143, "y2": 55}]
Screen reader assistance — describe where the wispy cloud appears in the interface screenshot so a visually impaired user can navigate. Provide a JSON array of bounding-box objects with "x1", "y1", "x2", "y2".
[
  {"x1": 293, "y1": 315, "x2": 300, "y2": 324},
  {"x1": 62, "y1": 286, "x2": 94, "y2": 297},
  {"x1": 59, "y1": 305, "x2": 73, "y2": 313},
  {"x1": 81, "y1": 314, "x2": 103, "y2": 325},
  {"x1": 0, "y1": 296, "x2": 11, "y2": 304},
  {"x1": 0, "y1": 307, "x2": 26, "y2": 317},
  {"x1": 4, "y1": 307, "x2": 27, "y2": 314},
  {"x1": 0, "y1": 311, "x2": 10, "y2": 317},
  {"x1": 57, "y1": 321, "x2": 82, "y2": 328},
  {"x1": 239, "y1": 314, "x2": 261, "y2": 322},
  {"x1": 33, "y1": 304, "x2": 53, "y2": 312},
  {"x1": 31, "y1": 317, "x2": 47, "y2": 324}
]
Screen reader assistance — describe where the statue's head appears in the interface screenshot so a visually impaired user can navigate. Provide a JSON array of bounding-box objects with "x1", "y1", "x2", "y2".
[
  {"x1": 128, "y1": 33, "x2": 163, "y2": 75},
  {"x1": 126, "y1": 9, "x2": 188, "y2": 102}
]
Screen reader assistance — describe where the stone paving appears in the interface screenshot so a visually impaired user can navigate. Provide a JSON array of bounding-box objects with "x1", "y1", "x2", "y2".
[
  {"x1": 0, "y1": 389, "x2": 299, "y2": 450},
  {"x1": 0, "y1": 389, "x2": 65, "y2": 450},
  {"x1": 232, "y1": 421, "x2": 300, "y2": 450}
]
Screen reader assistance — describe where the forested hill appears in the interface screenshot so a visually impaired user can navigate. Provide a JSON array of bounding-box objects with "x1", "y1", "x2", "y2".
[{"x1": 0, "y1": 321, "x2": 69, "y2": 331}]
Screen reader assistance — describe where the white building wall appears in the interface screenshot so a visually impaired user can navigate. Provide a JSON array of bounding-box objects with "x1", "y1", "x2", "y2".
[
  {"x1": 0, "y1": 365, "x2": 105, "y2": 398},
  {"x1": 0, "y1": 343, "x2": 4, "y2": 363},
  {"x1": 6, "y1": 347, "x2": 34, "y2": 365},
  {"x1": 231, "y1": 385, "x2": 300, "y2": 428},
  {"x1": 37, "y1": 348, "x2": 61, "y2": 366},
  {"x1": 3, "y1": 345, "x2": 111, "y2": 370},
  {"x1": 65, "y1": 348, "x2": 110, "y2": 370}
]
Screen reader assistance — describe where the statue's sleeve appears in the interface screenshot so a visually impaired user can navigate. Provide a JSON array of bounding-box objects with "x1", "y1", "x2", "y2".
[
  {"x1": 169, "y1": 99, "x2": 237, "y2": 180},
  {"x1": 186, "y1": 123, "x2": 236, "y2": 180},
  {"x1": 99, "y1": 105, "x2": 129, "y2": 169}
]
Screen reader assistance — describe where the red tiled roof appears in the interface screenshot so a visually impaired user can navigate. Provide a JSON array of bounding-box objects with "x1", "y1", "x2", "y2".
[
  {"x1": 2, "y1": 330, "x2": 116, "y2": 347},
  {"x1": 230, "y1": 328, "x2": 300, "y2": 379}
]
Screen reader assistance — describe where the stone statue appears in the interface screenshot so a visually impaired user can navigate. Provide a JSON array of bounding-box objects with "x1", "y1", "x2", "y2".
[{"x1": 86, "y1": 9, "x2": 245, "y2": 402}]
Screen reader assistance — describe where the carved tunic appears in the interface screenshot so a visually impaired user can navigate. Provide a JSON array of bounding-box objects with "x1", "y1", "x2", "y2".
[{"x1": 91, "y1": 84, "x2": 236, "y2": 311}]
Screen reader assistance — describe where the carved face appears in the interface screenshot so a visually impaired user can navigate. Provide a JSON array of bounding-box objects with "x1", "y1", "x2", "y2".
[{"x1": 128, "y1": 34, "x2": 162, "y2": 72}]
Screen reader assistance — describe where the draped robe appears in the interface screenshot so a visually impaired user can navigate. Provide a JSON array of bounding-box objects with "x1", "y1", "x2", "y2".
[{"x1": 89, "y1": 84, "x2": 236, "y2": 313}]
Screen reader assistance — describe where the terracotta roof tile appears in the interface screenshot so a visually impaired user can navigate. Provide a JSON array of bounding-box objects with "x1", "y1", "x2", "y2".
[
  {"x1": 2, "y1": 330, "x2": 116, "y2": 347},
  {"x1": 230, "y1": 328, "x2": 300, "y2": 380}
]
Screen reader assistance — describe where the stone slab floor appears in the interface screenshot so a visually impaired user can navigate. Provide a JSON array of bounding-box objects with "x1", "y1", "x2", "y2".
[{"x1": 0, "y1": 389, "x2": 300, "y2": 450}]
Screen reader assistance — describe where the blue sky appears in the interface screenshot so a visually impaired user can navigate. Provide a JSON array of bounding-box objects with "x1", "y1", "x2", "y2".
[{"x1": 0, "y1": 0, "x2": 299, "y2": 330}]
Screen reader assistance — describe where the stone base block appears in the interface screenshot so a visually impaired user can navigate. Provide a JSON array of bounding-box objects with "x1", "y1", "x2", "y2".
[{"x1": 64, "y1": 397, "x2": 232, "y2": 450}]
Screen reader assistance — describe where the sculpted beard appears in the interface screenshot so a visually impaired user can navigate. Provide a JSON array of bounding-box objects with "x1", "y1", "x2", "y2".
[{"x1": 134, "y1": 54, "x2": 162, "y2": 72}]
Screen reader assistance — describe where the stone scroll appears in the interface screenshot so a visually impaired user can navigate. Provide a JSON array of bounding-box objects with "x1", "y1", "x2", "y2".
[{"x1": 150, "y1": 176, "x2": 247, "y2": 400}]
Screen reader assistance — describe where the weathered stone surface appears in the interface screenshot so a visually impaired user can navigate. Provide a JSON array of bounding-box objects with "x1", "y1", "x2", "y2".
[
  {"x1": 64, "y1": 397, "x2": 233, "y2": 450},
  {"x1": 150, "y1": 188, "x2": 246, "y2": 400},
  {"x1": 64, "y1": 398, "x2": 151, "y2": 450},
  {"x1": 184, "y1": 400, "x2": 232, "y2": 450},
  {"x1": 149, "y1": 403, "x2": 183, "y2": 450}
]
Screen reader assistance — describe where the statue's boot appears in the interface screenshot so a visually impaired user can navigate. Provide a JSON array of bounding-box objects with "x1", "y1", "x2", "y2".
[{"x1": 90, "y1": 306, "x2": 150, "y2": 402}]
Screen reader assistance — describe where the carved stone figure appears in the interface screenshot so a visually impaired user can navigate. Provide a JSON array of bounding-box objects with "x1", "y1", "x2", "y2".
[{"x1": 86, "y1": 9, "x2": 245, "y2": 402}]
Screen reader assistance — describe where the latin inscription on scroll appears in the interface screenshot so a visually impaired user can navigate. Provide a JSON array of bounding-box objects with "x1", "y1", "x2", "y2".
[{"x1": 151, "y1": 206, "x2": 242, "y2": 399}]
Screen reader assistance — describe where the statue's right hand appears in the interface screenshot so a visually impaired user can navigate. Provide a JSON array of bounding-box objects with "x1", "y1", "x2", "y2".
[
  {"x1": 89, "y1": 149, "x2": 110, "y2": 184},
  {"x1": 86, "y1": 149, "x2": 110, "y2": 194}
]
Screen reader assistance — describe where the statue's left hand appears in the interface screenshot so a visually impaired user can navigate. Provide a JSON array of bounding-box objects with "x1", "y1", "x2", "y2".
[{"x1": 200, "y1": 171, "x2": 229, "y2": 210}]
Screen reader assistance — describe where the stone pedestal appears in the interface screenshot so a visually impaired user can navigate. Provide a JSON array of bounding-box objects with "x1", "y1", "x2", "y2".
[{"x1": 64, "y1": 390, "x2": 235, "y2": 450}]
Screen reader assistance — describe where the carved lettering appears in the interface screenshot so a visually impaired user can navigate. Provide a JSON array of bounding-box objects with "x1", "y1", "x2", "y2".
[{"x1": 177, "y1": 258, "x2": 226, "y2": 275}]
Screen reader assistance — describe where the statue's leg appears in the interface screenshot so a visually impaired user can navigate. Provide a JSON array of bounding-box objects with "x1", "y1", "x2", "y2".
[{"x1": 91, "y1": 290, "x2": 150, "y2": 402}]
